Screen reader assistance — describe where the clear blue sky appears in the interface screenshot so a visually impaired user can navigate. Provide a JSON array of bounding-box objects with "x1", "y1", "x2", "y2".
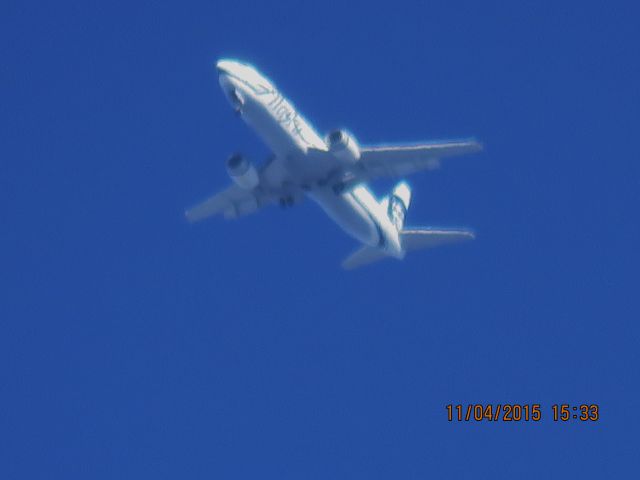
[{"x1": 2, "y1": 1, "x2": 639, "y2": 478}]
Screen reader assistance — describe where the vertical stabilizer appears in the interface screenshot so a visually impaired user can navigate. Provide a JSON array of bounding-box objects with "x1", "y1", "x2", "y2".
[{"x1": 387, "y1": 181, "x2": 411, "y2": 231}]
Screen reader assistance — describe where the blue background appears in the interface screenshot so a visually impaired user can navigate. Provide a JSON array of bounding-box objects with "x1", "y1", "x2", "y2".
[{"x1": 2, "y1": 1, "x2": 639, "y2": 478}]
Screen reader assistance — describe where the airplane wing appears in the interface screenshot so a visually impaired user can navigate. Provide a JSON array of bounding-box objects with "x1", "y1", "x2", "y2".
[
  {"x1": 185, "y1": 157, "x2": 300, "y2": 222},
  {"x1": 185, "y1": 184, "x2": 270, "y2": 222},
  {"x1": 354, "y1": 138, "x2": 482, "y2": 180}
]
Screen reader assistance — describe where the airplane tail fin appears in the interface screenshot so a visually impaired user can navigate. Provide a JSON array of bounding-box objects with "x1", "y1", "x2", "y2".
[{"x1": 384, "y1": 181, "x2": 412, "y2": 231}]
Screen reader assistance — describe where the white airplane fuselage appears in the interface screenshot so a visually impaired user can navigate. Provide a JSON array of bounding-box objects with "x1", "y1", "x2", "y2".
[{"x1": 217, "y1": 60, "x2": 404, "y2": 257}]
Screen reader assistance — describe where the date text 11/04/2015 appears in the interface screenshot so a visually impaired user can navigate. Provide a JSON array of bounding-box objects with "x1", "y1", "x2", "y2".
[{"x1": 446, "y1": 404, "x2": 599, "y2": 422}]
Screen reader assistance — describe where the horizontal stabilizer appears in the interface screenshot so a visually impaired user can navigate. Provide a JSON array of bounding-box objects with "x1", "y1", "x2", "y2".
[
  {"x1": 341, "y1": 245, "x2": 389, "y2": 270},
  {"x1": 400, "y1": 227, "x2": 475, "y2": 251}
]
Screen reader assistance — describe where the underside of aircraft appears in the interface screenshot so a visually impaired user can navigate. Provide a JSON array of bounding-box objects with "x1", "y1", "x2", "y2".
[{"x1": 186, "y1": 59, "x2": 482, "y2": 268}]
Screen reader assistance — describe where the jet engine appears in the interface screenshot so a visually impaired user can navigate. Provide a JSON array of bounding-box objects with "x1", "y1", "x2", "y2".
[
  {"x1": 326, "y1": 129, "x2": 361, "y2": 164},
  {"x1": 226, "y1": 153, "x2": 259, "y2": 190}
]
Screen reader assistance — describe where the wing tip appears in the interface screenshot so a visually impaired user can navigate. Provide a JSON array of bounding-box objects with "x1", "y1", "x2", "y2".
[
  {"x1": 462, "y1": 137, "x2": 483, "y2": 152},
  {"x1": 451, "y1": 228, "x2": 476, "y2": 241},
  {"x1": 184, "y1": 209, "x2": 197, "y2": 223}
]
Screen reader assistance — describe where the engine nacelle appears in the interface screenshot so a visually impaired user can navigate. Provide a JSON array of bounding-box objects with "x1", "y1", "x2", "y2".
[
  {"x1": 326, "y1": 129, "x2": 361, "y2": 164},
  {"x1": 226, "y1": 153, "x2": 259, "y2": 190}
]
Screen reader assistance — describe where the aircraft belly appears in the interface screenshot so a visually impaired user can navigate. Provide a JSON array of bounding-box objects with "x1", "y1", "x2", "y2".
[
  {"x1": 241, "y1": 101, "x2": 300, "y2": 155},
  {"x1": 310, "y1": 189, "x2": 380, "y2": 247}
]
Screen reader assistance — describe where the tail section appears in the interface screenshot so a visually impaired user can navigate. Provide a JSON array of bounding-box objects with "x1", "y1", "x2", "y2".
[
  {"x1": 400, "y1": 227, "x2": 475, "y2": 251},
  {"x1": 341, "y1": 182, "x2": 475, "y2": 270},
  {"x1": 341, "y1": 245, "x2": 388, "y2": 270},
  {"x1": 342, "y1": 227, "x2": 475, "y2": 269},
  {"x1": 386, "y1": 181, "x2": 411, "y2": 231}
]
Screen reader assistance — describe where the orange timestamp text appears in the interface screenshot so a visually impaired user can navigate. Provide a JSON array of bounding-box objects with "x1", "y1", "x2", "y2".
[{"x1": 446, "y1": 404, "x2": 599, "y2": 422}]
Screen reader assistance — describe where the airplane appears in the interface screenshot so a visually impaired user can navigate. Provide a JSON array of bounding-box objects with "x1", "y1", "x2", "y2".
[{"x1": 186, "y1": 59, "x2": 482, "y2": 269}]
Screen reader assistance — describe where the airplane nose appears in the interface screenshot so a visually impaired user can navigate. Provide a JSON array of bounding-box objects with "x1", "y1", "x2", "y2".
[
  {"x1": 216, "y1": 60, "x2": 228, "y2": 74},
  {"x1": 216, "y1": 59, "x2": 238, "y2": 76}
]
